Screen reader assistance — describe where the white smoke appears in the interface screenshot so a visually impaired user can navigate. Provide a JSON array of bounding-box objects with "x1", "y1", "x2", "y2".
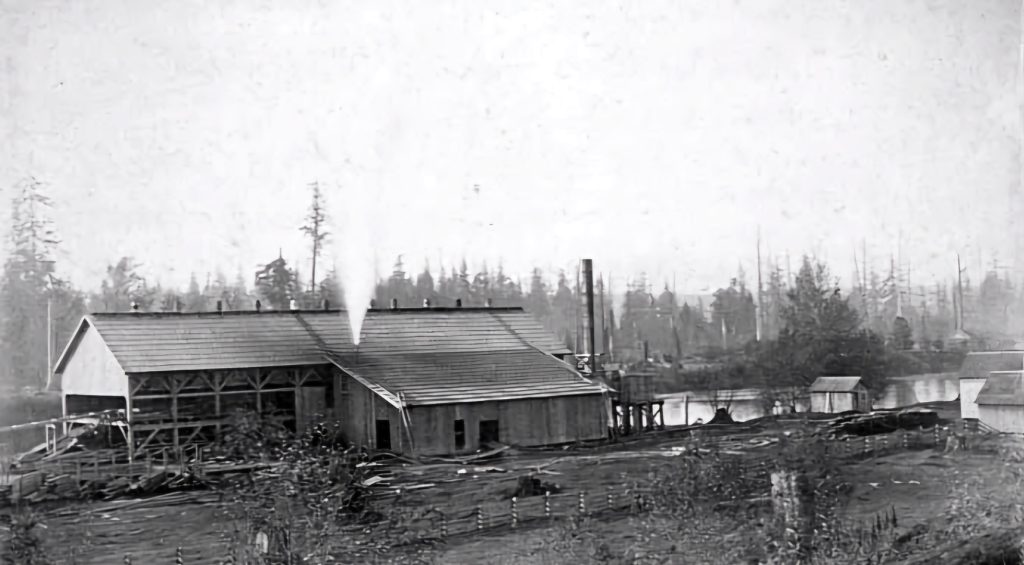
[{"x1": 333, "y1": 184, "x2": 377, "y2": 345}]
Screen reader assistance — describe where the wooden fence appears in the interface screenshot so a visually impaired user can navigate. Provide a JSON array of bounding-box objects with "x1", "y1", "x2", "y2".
[{"x1": 33, "y1": 424, "x2": 994, "y2": 564}]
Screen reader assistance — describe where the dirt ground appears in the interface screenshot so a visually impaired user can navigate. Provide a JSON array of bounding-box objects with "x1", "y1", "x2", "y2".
[
  {"x1": 20, "y1": 428, "x2": 1023, "y2": 564},
  {"x1": 425, "y1": 446, "x2": 1022, "y2": 564}
]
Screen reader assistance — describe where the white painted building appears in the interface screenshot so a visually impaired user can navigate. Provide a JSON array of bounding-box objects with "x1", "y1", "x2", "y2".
[{"x1": 956, "y1": 352, "x2": 1024, "y2": 420}]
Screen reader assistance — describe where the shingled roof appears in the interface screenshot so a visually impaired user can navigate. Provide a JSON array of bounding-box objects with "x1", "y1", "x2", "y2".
[
  {"x1": 328, "y1": 350, "x2": 599, "y2": 407},
  {"x1": 809, "y1": 376, "x2": 864, "y2": 393},
  {"x1": 975, "y1": 371, "x2": 1024, "y2": 406},
  {"x1": 958, "y1": 351, "x2": 1024, "y2": 380},
  {"x1": 54, "y1": 307, "x2": 600, "y2": 406}
]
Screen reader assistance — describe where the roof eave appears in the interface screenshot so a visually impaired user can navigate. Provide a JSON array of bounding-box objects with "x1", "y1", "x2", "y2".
[{"x1": 52, "y1": 315, "x2": 95, "y2": 375}]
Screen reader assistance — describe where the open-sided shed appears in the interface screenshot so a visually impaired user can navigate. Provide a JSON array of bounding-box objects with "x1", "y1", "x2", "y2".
[{"x1": 809, "y1": 376, "x2": 870, "y2": 413}]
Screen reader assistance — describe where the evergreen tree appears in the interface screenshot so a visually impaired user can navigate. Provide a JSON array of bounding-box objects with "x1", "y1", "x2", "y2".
[
  {"x1": 183, "y1": 272, "x2": 206, "y2": 312},
  {"x1": 254, "y1": 254, "x2": 297, "y2": 310},
  {"x1": 415, "y1": 262, "x2": 436, "y2": 305},
  {"x1": 892, "y1": 316, "x2": 914, "y2": 350},
  {"x1": 299, "y1": 181, "x2": 330, "y2": 299},
  {"x1": 525, "y1": 268, "x2": 551, "y2": 321},
  {"x1": 456, "y1": 259, "x2": 471, "y2": 302},
  {"x1": 765, "y1": 256, "x2": 887, "y2": 394},
  {"x1": 158, "y1": 287, "x2": 182, "y2": 312},
  {"x1": 93, "y1": 258, "x2": 159, "y2": 312},
  {"x1": 0, "y1": 179, "x2": 59, "y2": 389},
  {"x1": 551, "y1": 270, "x2": 577, "y2": 350},
  {"x1": 710, "y1": 276, "x2": 757, "y2": 350}
]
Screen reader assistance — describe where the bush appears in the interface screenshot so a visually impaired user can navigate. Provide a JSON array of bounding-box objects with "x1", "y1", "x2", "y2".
[{"x1": 2, "y1": 508, "x2": 52, "y2": 565}]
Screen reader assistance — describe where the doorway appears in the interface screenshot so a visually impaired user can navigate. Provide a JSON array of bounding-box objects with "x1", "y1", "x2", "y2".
[
  {"x1": 454, "y1": 419, "x2": 466, "y2": 450},
  {"x1": 479, "y1": 419, "x2": 500, "y2": 446},
  {"x1": 375, "y1": 419, "x2": 391, "y2": 450}
]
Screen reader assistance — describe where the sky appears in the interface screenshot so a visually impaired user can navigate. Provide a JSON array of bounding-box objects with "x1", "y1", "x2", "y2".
[{"x1": 1, "y1": 0, "x2": 1021, "y2": 300}]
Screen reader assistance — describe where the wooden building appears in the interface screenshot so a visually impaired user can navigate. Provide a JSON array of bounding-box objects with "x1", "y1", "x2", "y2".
[
  {"x1": 303, "y1": 307, "x2": 609, "y2": 455},
  {"x1": 54, "y1": 311, "x2": 336, "y2": 460},
  {"x1": 53, "y1": 306, "x2": 602, "y2": 459},
  {"x1": 809, "y1": 376, "x2": 870, "y2": 414},
  {"x1": 974, "y1": 370, "x2": 1024, "y2": 433},
  {"x1": 957, "y1": 351, "x2": 1024, "y2": 420}
]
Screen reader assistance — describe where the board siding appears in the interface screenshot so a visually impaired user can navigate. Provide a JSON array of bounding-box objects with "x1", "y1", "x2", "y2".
[
  {"x1": 61, "y1": 324, "x2": 128, "y2": 398},
  {"x1": 404, "y1": 394, "x2": 607, "y2": 456}
]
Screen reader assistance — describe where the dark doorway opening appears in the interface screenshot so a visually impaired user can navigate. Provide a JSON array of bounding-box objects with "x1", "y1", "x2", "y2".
[
  {"x1": 375, "y1": 419, "x2": 391, "y2": 450},
  {"x1": 454, "y1": 419, "x2": 466, "y2": 450},
  {"x1": 479, "y1": 419, "x2": 500, "y2": 445}
]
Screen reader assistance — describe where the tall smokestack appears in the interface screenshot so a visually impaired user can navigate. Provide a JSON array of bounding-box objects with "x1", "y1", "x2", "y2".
[{"x1": 581, "y1": 259, "x2": 596, "y2": 362}]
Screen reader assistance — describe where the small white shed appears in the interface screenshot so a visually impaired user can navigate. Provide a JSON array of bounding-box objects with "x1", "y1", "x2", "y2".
[
  {"x1": 809, "y1": 376, "x2": 869, "y2": 413},
  {"x1": 975, "y1": 371, "x2": 1024, "y2": 433}
]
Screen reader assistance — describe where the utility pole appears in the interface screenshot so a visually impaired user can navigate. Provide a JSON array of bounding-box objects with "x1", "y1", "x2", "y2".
[
  {"x1": 957, "y1": 254, "x2": 967, "y2": 332},
  {"x1": 46, "y1": 298, "x2": 52, "y2": 391},
  {"x1": 756, "y1": 227, "x2": 764, "y2": 342}
]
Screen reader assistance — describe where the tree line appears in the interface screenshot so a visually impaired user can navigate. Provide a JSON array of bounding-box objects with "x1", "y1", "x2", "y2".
[{"x1": 0, "y1": 179, "x2": 1008, "y2": 394}]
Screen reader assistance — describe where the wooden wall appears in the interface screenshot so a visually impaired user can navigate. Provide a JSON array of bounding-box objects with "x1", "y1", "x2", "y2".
[
  {"x1": 60, "y1": 324, "x2": 128, "y2": 398},
  {"x1": 335, "y1": 372, "x2": 403, "y2": 452},
  {"x1": 407, "y1": 395, "x2": 607, "y2": 456},
  {"x1": 979, "y1": 404, "x2": 1024, "y2": 433}
]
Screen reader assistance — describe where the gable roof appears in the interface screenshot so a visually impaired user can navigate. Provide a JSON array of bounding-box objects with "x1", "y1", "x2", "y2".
[
  {"x1": 975, "y1": 371, "x2": 1024, "y2": 406},
  {"x1": 958, "y1": 351, "x2": 1024, "y2": 380},
  {"x1": 54, "y1": 308, "x2": 573, "y2": 375},
  {"x1": 809, "y1": 376, "x2": 864, "y2": 393},
  {"x1": 328, "y1": 350, "x2": 604, "y2": 407},
  {"x1": 301, "y1": 309, "x2": 571, "y2": 356}
]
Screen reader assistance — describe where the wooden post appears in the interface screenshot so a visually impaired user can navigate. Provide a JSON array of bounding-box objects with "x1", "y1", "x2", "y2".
[
  {"x1": 544, "y1": 491, "x2": 551, "y2": 519},
  {"x1": 475, "y1": 505, "x2": 483, "y2": 530},
  {"x1": 214, "y1": 372, "x2": 223, "y2": 439},
  {"x1": 171, "y1": 377, "x2": 180, "y2": 453},
  {"x1": 511, "y1": 496, "x2": 518, "y2": 528}
]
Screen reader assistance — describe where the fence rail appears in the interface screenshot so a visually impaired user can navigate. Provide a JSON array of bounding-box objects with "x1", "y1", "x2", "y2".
[{"x1": 22, "y1": 423, "x2": 995, "y2": 564}]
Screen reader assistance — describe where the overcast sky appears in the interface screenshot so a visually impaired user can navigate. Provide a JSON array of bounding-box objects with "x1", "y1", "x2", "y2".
[{"x1": 2, "y1": 0, "x2": 1020, "y2": 298}]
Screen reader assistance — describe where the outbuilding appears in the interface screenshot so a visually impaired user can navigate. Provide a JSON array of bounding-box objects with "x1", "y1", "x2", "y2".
[
  {"x1": 974, "y1": 371, "x2": 1024, "y2": 433},
  {"x1": 957, "y1": 351, "x2": 1024, "y2": 420},
  {"x1": 809, "y1": 376, "x2": 870, "y2": 413}
]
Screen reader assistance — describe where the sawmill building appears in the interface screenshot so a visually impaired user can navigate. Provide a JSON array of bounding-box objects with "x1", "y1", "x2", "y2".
[{"x1": 53, "y1": 305, "x2": 607, "y2": 459}]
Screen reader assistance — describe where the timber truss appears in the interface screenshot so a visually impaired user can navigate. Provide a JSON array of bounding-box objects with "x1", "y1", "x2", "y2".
[{"x1": 127, "y1": 365, "x2": 330, "y2": 459}]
